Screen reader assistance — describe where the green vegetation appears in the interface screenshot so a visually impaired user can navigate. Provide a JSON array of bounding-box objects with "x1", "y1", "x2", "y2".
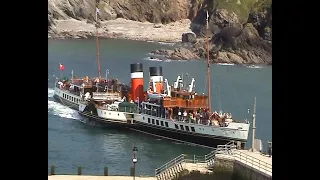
[
  {"x1": 264, "y1": 26, "x2": 271, "y2": 33},
  {"x1": 209, "y1": 0, "x2": 272, "y2": 22},
  {"x1": 251, "y1": 0, "x2": 272, "y2": 13},
  {"x1": 98, "y1": 1, "x2": 106, "y2": 10}
]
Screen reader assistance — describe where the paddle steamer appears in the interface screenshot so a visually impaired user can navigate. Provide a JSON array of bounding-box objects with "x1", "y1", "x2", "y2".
[{"x1": 78, "y1": 63, "x2": 250, "y2": 148}]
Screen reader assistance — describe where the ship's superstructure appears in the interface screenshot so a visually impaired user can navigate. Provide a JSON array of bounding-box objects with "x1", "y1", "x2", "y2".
[{"x1": 78, "y1": 63, "x2": 250, "y2": 148}]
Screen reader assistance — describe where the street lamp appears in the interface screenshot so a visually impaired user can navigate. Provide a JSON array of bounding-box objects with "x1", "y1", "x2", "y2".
[{"x1": 132, "y1": 146, "x2": 138, "y2": 180}]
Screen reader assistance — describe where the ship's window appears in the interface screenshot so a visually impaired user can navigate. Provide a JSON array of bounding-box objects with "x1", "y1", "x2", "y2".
[
  {"x1": 180, "y1": 125, "x2": 184, "y2": 130},
  {"x1": 160, "y1": 121, "x2": 164, "y2": 126},
  {"x1": 156, "y1": 120, "x2": 159, "y2": 125},
  {"x1": 63, "y1": 94, "x2": 64, "y2": 98},
  {"x1": 191, "y1": 127, "x2": 195, "y2": 132},
  {"x1": 104, "y1": 112, "x2": 106, "y2": 114},
  {"x1": 72, "y1": 97, "x2": 74, "y2": 101},
  {"x1": 118, "y1": 113, "x2": 119, "y2": 116},
  {"x1": 152, "y1": 119, "x2": 155, "y2": 124},
  {"x1": 175, "y1": 124, "x2": 179, "y2": 129},
  {"x1": 185, "y1": 126, "x2": 190, "y2": 131},
  {"x1": 143, "y1": 117, "x2": 145, "y2": 120},
  {"x1": 165, "y1": 122, "x2": 169, "y2": 127},
  {"x1": 109, "y1": 113, "x2": 111, "y2": 115},
  {"x1": 148, "y1": 118, "x2": 150, "y2": 123}
]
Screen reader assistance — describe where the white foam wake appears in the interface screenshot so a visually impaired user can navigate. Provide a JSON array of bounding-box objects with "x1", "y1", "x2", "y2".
[
  {"x1": 48, "y1": 88, "x2": 54, "y2": 98},
  {"x1": 48, "y1": 88, "x2": 80, "y2": 120},
  {"x1": 147, "y1": 41, "x2": 175, "y2": 46},
  {"x1": 216, "y1": 63, "x2": 235, "y2": 66},
  {"x1": 246, "y1": 65, "x2": 264, "y2": 69},
  {"x1": 143, "y1": 57, "x2": 172, "y2": 62}
]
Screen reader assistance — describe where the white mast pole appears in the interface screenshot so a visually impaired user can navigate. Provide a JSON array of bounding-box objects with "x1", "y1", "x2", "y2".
[{"x1": 251, "y1": 97, "x2": 256, "y2": 152}]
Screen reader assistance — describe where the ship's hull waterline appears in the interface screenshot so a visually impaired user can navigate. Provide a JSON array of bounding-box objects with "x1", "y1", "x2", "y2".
[
  {"x1": 129, "y1": 121, "x2": 246, "y2": 148},
  {"x1": 77, "y1": 106, "x2": 248, "y2": 148}
]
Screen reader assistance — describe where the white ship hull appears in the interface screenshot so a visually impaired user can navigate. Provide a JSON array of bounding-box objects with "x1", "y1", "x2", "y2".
[
  {"x1": 132, "y1": 114, "x2": 249, "y2": 143},
  {"x1": 78, "y1": 102, "x2": 132, "y2": 126},
  {"x1": 78, "y1": 101, "x2": 250, "y2": 147},
  {"x1": 53, "y1": 86, "x2": 81, "y2": 110}
]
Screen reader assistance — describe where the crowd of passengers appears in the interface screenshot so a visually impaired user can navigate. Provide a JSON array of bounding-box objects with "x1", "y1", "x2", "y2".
[{"x1": 139, "y1": 103, "x2": 232, "y2": 127}]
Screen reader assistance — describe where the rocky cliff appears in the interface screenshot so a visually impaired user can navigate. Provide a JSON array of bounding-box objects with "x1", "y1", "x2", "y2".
[
  {"x1": 48, "y1": 0, "x2": 272, "y2": 65},
  {"x1": 48, "y1": 0, "x2": 189, "y2": 26}
]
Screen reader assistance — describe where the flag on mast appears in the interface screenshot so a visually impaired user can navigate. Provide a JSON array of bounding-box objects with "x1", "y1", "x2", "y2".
[{"x1": 59, "y1": 63, "x2": 65, "y2": 71}]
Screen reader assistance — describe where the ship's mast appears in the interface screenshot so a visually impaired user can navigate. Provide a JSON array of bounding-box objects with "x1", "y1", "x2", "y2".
[
  {"x1": 95, "y1": 7, "x2": 101, "y2": 79},
  {"x1": 206, "y1": 11, "x2": 211, "y2": 112},
  {"x1": 251, "y1": 97, "x2": 257, "y2": 152}
]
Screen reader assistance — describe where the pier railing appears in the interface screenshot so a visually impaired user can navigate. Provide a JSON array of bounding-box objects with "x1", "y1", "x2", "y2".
[
  {"x1": 204, "y1": 142, "x2": 237, "y2": 163},
  {"x1": 232, "y1": 150, "x2": 272, "y2": 175},
  {"x1": 185, "y1": 155, "x2": 206, "y2": 163},
  {"x1": 154, "y1": 142, "x2": 237, "y2": 177},
  {"x1": 154, "y1": 154, "x2": 185, "y2": 176},
  {"x1": 204, "y1": 141, "x2": 272, "y2": 174}
]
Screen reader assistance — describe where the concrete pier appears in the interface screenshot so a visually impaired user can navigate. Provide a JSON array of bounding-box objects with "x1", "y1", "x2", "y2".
[
  {"x1": 48, "y1": 175, "x2": 156, "y2": 180},
  {"x1": 184, "y1": 163, "x2": 212, "y2": 173},
  {"x1": 215, "y1": 149, "x2": 272, "y2": 179}
]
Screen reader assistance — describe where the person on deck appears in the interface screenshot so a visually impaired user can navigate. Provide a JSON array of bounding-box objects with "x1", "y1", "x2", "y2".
[
  {"x1": 178, "y1": 110, "x2": 182, "y2": 121},
  {"x1": 183, "y1": 110, "x2": 187, "y2": 121},
  {"x1": 189, "y1": 113, "x2": 194, "y2": 123},
  {"x1": 165, "y1": 108, "x2": 168, "y2": 119}
]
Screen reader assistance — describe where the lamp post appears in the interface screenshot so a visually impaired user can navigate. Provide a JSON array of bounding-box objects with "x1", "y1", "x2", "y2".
[{"x1": 132, "y1": 146, "x2": 138, "y2": 180}]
